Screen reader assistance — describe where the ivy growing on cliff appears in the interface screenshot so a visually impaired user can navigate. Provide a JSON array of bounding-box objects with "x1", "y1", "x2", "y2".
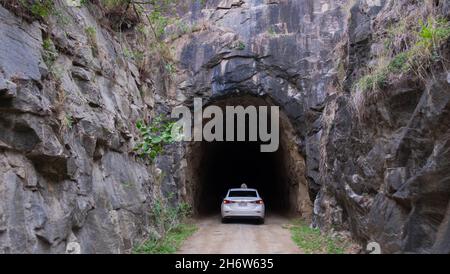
[{"x1": 134, "y1": 116, "x2": 179, "y2": 161}]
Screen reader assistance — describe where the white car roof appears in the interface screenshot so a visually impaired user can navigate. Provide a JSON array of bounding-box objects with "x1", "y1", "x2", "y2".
[{"x1": 229, "y1": 188, "x2": 257, "y2": 191}]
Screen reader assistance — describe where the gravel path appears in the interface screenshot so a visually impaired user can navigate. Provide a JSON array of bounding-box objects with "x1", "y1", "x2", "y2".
[{"x1": 177, "y1": 215, "x2": 302, "y2": 254}]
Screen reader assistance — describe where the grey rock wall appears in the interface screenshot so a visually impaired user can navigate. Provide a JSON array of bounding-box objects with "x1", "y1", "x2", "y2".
[
  {"x1": 315, "y1": 0, "x2": 450, "y2": 254},
  {"x1": 0, "y1": 4, "x2": 159, "y2": 253}
]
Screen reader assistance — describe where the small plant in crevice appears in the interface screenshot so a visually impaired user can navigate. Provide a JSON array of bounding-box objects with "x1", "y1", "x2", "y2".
[
  {"x1": 134, "y1": 116, "x2": 180, "y2": 162},
  {"x1": 227, "y1": 40, "x2": 246, "y2": 50},
  {"x1": 27, "y1": 0, "x2": 54, "y2": 19},
  {"x1": 55, "y1": 84, "x2": 70, "y2": 134},
  {"x1": 233, "y1": 40, "x2": 246, "y2": 50},
  {"x1": 85, "y1": 26, "x2": 99, "y2": 57},
  {"x1": 267, "y1": 26, "x2": 277, "y2": 37},
  {"x1": 227, "y1": 39, "x2": 246, "y2": 50},
  {"x1": 123, "y1": 47, "x2": 145, "y2": 62},
  {"x1": 64, "y1": 115, "x2": 74, "y2": 130},
  {"x1": 54, "y1": 9, "x2": 72, "y2": 26},
  {"x1": 42, "y1": 37, "x2": 58, "y2": 68},
  {"x1": 387, "y1": 51, "x2": 409, "y2": 73},
  {"x1": 164, "y1": 61, "x2": 176, "y2": 76}
]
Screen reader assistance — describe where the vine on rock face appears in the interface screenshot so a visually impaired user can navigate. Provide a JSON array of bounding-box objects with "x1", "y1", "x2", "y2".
[{"x1": 134, "y1": 116, "x2": 180, "y2": 161}]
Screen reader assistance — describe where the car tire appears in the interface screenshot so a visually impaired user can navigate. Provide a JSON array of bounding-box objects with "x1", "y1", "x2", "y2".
[
  {"x1": 221, "y1": 218, "x2": 228, "y2": 224},
  {"x1": 258, "y1": 218, "x2": 265, "y2": 225}
]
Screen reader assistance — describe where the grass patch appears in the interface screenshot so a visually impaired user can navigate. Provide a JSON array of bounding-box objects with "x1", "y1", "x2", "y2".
[
  {"x1": 289, "y1": 220, "x2": 349, "y2": 254},
  {"x1": 85, "y1": 26, "x2": 99, "y2": 57},
  {"x1": 42, "y1": 37, "x2": 58, "y2": 67},
  {"x1": 355, "y1": 16, "x2": 450, "y2": 93},
  {"x1": 133, "y1": 193, "x2": 194, "y2": 254},
  {"x1": 133, "y1": 223, "x2": 197, "y2": 254},
  {"x1": 355, "y1": 68, "x2": 388, "y2": 93}
]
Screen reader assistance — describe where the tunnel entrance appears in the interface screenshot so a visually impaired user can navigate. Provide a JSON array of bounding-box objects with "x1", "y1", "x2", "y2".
[{"x1": 184, "y1": 95, "x2": 312, "y2": 218}]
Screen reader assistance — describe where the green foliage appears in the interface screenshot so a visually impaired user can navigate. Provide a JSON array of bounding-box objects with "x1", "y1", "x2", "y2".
[
  {"x1": 355, "y1": 68, "x2": 388, "y2": 92},
  {"x1": 228, "y1": 40, "x2": 246, "y2": 50},
  {"x1": 85, "y1": 26, "x2": 96, "y2": 37},
  {"x1": 289, "y1": 220, "x2": 348, "y2": 254},
  {"x1": 42, "y1": 37, "x2": 58, "y2": 67},
  {"x1": 133, "y1": 223, "x2": 196, "y2": 254},
  {"x1": 418, "y1": 17, "x2": 450, "y2": 43},
  {"x1": 85, "y1": 26, "x2": 97, "y2": 46},
  {"x1": 126, "y1": 0, "x2": 179, "y2": 39},
  {"x1": 164, "y1": 62, "x2": 176, "y2": 75},
  {"x1": 236, "y1": 41, "x2": 246, "y2": 50},
  {"x1": 410, "y1": 17, "x2": 450, "y2": 65},
  {"x1": 148, "y1": 10, "x2": 172, "y2": 39},
  {"x1": 27, "y1": 0, "x2": 54, "y2": 19},
  {"x1": 134, "y1": 196, "x2": 194, "y2": 254},
  {"x1": 387, "y1": 51, "x2": 409, "y2": 73},
  {"x1": 355, "y1": 16, "x2": 450, "y2": 93},
  {"x1": 267, "y1": 26, "x2": 276, "y2": 37},
  {"x1": 64, "y1": 115, "x2": 74, "y2": 129},
  {"x1": 150, "y1": 197, "x2": 192, "y2": 235},
  {"x1": 134, "y1": 116, "x2": 179, "y2": 161},
  {"x1": 121, "y1": 1, "x2": 180, "y2": 80},
  {"x1": 174, "y1": 20, "x2": 192, "y2": 36},
  {"x1": 123, "y1": 47, "x2": 145, "y2": 62},
  {"x1": 85, "y1": 26, "x2": 99, "y2": 56},
  {"x1": 7, "y1": 0, "x2": 54, "y2": 20}
]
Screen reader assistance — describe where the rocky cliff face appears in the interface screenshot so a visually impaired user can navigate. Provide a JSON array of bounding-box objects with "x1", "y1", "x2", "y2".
[
  {"x1": 315, "y1": 0, "x2": 450, "y2": 253},
  {"x1": 0, "y1": 2, "x2": 159, "y2": 253},
  {"x1": 0, "y1": 0, "x2": 449, "y2": 254}
]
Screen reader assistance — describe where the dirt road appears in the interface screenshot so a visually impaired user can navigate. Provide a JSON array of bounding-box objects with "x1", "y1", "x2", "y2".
[{"x1": 177, "y1": 215, "x2": 302, "y2": 254}]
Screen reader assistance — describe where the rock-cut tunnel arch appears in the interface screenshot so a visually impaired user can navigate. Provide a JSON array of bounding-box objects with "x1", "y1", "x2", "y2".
[{"x1": 183, "y1": 95, "x2": 313, "y2": 218}]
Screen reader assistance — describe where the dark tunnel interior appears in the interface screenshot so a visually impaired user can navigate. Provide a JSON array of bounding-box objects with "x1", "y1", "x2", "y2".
[
  {"x1": 195, "y1": 139, "x2": 290, "y2": 215},
  {"x1": 188, "y1": 96, "x2": 307, "y2": 216}
]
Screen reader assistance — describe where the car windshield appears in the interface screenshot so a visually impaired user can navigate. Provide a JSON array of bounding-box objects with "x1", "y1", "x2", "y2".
[{"x1": 228, "y1": 190, "x2": 257, "y2": 197}]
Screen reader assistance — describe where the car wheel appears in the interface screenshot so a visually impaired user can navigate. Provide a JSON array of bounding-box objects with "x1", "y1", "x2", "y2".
[
  {"x1": 221, "y1": 218, "x2": 227, "y2": 224},
  {"x1": 258, "y1": 218, "x2": 265, "y2": 225}
]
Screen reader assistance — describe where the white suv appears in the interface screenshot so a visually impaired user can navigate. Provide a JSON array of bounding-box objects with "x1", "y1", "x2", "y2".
[{"x1": 221, "y1": 188, "x2": 265, "y2": 224}]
